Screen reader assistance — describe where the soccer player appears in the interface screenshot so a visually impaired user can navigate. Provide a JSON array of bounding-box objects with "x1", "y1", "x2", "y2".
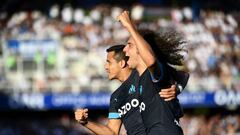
[
  {"x1": 75, "y1": 45, "x2": 182, "y2": 135},
  {"x1": 117, "y1": 11, "x2": 189, "y2": 134}
]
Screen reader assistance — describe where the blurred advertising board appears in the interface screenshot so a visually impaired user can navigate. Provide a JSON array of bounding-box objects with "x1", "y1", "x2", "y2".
[
  {"x1": 7, "y1": 39, "x2": 58, "y2": 59},
  {"x1": 0, "y1": 91, "x2": 240, "y2": 110}
]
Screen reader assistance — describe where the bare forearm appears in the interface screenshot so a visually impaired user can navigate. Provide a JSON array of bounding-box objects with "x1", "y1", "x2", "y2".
[
  {"x1": 117, "y1": 11, "x2": 156, "y2": 67},
  {"x1": 127, "y1": 25, "x2": 156, "y2": 67},
  {"x1": 84, "y1": 121, "x2": 115, "y2": 135}
]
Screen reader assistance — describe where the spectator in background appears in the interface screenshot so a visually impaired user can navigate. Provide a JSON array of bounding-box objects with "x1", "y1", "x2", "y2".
[{"x1": 0, "y1": 5, "x2": 239, "y2": 93}]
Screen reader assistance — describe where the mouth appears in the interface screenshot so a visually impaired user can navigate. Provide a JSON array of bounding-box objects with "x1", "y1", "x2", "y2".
[
  {"x1": 127, "y1": 60, "x2": 130, "y2": 65},
  {"x1": 105, "y1": 70, "x2": 110, "y2": 74}
]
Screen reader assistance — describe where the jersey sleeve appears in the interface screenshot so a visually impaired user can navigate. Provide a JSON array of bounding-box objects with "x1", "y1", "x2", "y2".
[
  {"x1": 108, "y1": 95, "x2": 120, "y2": 119},
  {"x1": 150, "y1": 60, "x2": 190, "y2": 93},
  {"x1": 172, "y1": 70, "x2": 189, "y2": 89},
  {"x1": 149, "y1": 60, "x2": 169, "y2": 83},
  {"x1": 165, "y1": 65, "x2": 190, "y2": 94}
]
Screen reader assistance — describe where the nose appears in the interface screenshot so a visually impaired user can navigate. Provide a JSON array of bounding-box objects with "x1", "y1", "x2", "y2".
[
  {"x1": 104, "y1": 63, "x2": 108, "y2": 71},
  {"x1": 123, "y1": 45, "x2": 129, "y2": 56}
]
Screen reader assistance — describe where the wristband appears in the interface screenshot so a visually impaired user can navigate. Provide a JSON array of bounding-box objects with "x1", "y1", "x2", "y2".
[
  {"x1": 81, "y1": 120, "x2": 88, "y2": 126},
  {"x1": 176, "y1": 84, "x2": 183, "y2": 94},
  {"x1": 78, "y1": 120, "x2": 88, "y2": 126}
]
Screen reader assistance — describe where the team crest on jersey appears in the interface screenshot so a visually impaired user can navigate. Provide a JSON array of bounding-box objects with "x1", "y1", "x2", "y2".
[{"x1": 128, "y1": 85, "x2": 136, "y2": 94}]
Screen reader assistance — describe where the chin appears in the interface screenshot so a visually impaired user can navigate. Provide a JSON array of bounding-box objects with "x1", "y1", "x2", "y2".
[
  {"x1": 108, "y1": 76, "x2": 112, "y2": 80},
  {"x1": 109, "y1": 76, "x2": 115, "y2": 80},
  {"x1": 129, "y1": 64, "x2": 136, "y2": 69}
]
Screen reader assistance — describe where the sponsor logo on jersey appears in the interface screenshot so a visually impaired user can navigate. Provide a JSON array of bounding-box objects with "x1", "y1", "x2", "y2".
[{"x1": 118, "y1": 98, "x2": 145, "y2": 117}]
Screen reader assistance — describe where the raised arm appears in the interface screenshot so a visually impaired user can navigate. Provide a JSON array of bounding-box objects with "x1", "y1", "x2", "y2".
[{"x1": 117, "y1": 11, "x2": 157, "y2": 73}]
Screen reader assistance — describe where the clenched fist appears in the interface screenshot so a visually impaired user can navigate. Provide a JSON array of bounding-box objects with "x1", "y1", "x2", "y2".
[
  {"x1": 75, "y1": 108, "x2": 88, "y2": 125},
  {"x1": 116, "y1": 11, "x2": 134, "y2": 29}
]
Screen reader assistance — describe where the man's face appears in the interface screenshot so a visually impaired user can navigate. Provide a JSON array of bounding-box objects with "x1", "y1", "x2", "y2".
[
  {"x1": 123, "y1": 37, "x2": 139, "y2": 69},
  {"x1": 105, "y1": 52, "x2": 122, "y2": 80}
]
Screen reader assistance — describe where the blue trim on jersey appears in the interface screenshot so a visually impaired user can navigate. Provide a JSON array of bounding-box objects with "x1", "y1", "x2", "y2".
[
  {"x1": 108, "y1": 112, "x2": 120, "y2": 119},
  {"x1": 150, "y1": 61, "x2": 164, "y2": 83}
]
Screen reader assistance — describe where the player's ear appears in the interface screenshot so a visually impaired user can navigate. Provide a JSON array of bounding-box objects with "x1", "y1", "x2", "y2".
[{"x1": 120, "y1": 59, "x2": 127, "y2": 68}]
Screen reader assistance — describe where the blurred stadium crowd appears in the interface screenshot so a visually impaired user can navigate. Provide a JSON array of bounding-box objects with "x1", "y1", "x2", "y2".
[
  {"x1": 0, "y1": 113, "x2": 239, "y2": 135},
  {"x1": 0, "y1": 2, "x2": 239, "y2": 135},
  {"x1": 0, "y1": 4, "x2": 239, "y2": 93}
]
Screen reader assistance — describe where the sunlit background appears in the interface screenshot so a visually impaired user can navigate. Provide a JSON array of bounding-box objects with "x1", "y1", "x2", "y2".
[{"x1": 0, "y1": 0, "x2": 239, "y2": 135}]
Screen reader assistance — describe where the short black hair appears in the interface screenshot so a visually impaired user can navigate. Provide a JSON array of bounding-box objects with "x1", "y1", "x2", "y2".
[{"x1": 106, "y1": 45, "x2": 129, "y2": 63}]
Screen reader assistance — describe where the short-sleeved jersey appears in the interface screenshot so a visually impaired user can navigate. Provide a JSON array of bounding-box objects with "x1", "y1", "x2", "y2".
[
  {"x1": 108, "y1": 70, "x2": 146, "y2": 135},
  {"x1": 139, "y1": 62, "x2": 185, "y2": 134},
  {"x1": 164, "y1": 65, "x2": 189, "y2": 119},
  {"x1": 150, "y1": 63, "x2": 189, "y2": 119}
]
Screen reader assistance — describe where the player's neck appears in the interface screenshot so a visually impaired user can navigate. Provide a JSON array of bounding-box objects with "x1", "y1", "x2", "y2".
[
  {"x1": 136, "y1": 58, "x2": 147, "y2": 76},
  {"x1": 118, "y1": 68, "x2": 132, "y2": 82}
]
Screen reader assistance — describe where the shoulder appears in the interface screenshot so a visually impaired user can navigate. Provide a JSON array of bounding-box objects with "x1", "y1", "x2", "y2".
[{"x1": 110, "y1": 83, "x2": 127, "y2": 101}]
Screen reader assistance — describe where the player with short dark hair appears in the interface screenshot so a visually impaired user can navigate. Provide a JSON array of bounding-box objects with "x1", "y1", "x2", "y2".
[{"x1": 107, "y1": 45, "x2": 146, "y2": 135}]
